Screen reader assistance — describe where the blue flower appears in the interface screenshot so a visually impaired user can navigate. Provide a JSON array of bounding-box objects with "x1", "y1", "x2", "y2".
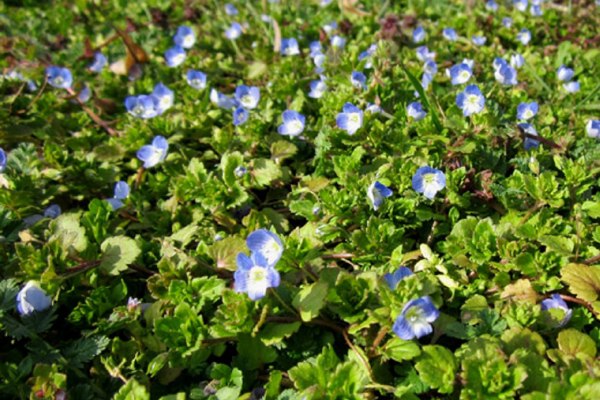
[
  {"x1": 502, "y1": 17, "x2": 513, "y2": 28},
  {"x1": 137, "y1": 136, "x2": 168, "y2": 168},
  {"x1": 16, "y1": 281, "x2": 52, "y2": 316},
  {"x1": 330, "y1": 35, "x2": 346, "y2": 49},
  {"x1": 358, "y1": 43, "x2": 377, "y2": 68},
  {"x1": 164, "y1": 46, "x2": 186, "y2": 67},
  {"x1": 366, "y1": 103, "x2": 382, "y2": 114},
  {"x1": 517, "y1": 102, "x2": 538, "y2": 120},
  {"x1": 336, "y1": 103, "x2": 363, "y2": 135},
  {"x1": 174, "y1": 26, "x2": 196, "y2": 49},
  {"x1": 472, "y1": 35, "x2": 486, "y2": 46},
  {"x1": 313, "y1": 54, "x2": 326, "y2": 74},
  {"x1": 412, "y1": 166, "x2": 446, "y2": 199},
  {"x1": 46, "y1": 66, "x2": 72, "y2": 89},
  {"x1": 225, "y1": 3, "x2": 238, "y2": 15},
  {"x1": 446, "y1": 63, "x2": 472, "y2": 85},
  {"x1": 323, "y1": 21, "x2": 338, "y2": 35},
  {"x1": 234, "y1": 252, "x2": 281, "y2": 301},
  {"x1": 416, "y1": 46, "x2": 436, "y2": 62},
  {"x1": 367, "y1": 181, "x2": 393, "y2": 210},
  {"x1": 234, "y1": 166, "x2": 247, "y2": 177},
  {"x1": 413, "y1": 26, "x2": 426, "y2": 43},
  {"x1": 186, "y1": 70, "x2": 207, "y2": 90},
  {"x1": 494, "y1": 63, "x2": 518, "y2": 86},
  {"x1": 210, "y1": 89, "x2": 237, "y2": 109},
  {"x1": 235, "y1": 85, "x2": 260, "y2": 109},
  {"x1": 586, "y1": 120, "x2": 600, "y2": 139},
  {"x1": 514, "y1": 0, "x2": 528, "y2": 12},
  {"x1": 442, "y1": 28, "x2": 458, "y2": 41},
  {"x1": 421, "y1": 72, "x2": 434, "y2": 92},
  {"x1": 557, "y1": 65, "x2": 574, "y2": 82},
  {"x1": 281, "y1": 38, "x2": 300, "y2": 56},
  {"x1": 309, "y1": 41, "x2": 323, "y2": 57},
  {"x1": 462, "y1": 58, "x2": 475, "y2": 69},
  {"x1": 309, "y1": 79, "x2": 327, "y2": 99},
  {"x1": 278, "y1": 110, "x2": 306, "y2": 136},
  {"x1": 125, "y1": 95, "x2": 160, "y2": 119},
  {"x1": 246, "y1": 229, "x2": 284, "y2": 267},
  {"x1": 225, "y1": 22, "x2": 243, "y2": 40},
  {"x1": 152, "y1": 83, "x2": 174, "y2": 115},
  {"x1": 530, "y1": 4, "x2": 542, "y2": 16},
  {"x1": 519, "y1": 123, "x2": 540, "y2": 150},
  {"x1": 0, "y1": 148, "x2": 6, "y2": 172},
  {"x1": 384, "y1": 267, "x2": 413, "y2": 289},
  {"x1": 43, "y1": 204, "x2": 61, "y2": 219},
  {"x1": 77, "y1": 84, "x2": 91, "y2": 103},
  {"x1": 541, "y1": 294, "x2": 572, "y2": 327},
  {"x1": 517, "y1": 28, "x2": 531, "y2": 45},
  {"x1": 407, "y1": 101, "x2": 427, "y2": 121},
  {"x1": 456, "y1": 84, "x2": 485, "y2": 117},
  {"x1": 107, "y1": 181, "x2": 130, "y2": 210},
  {"x1": 510, "y1": 53, "x2": 525, "y2": 69},
  {"x1": 392, "y1": 296, "x2": 440, "y2": 340},
  {"x1": 424, "y1": 60, "x2": 438, "y2": 75},
  {"x1": 350, "y1": 71, "x2": 367, "y2": 90},
  {"x1": 233, "y1": 107, "x2": 249, "y2": 126},
  {"x1": 89, "y1": 52, "x2": 107, "y2": 73},
  {"x1": 563, "y1": 81, "x2": 580, "y2": 93},
  {"x1": 486, "y1": 0, "x2": 498, "y2": 11}
]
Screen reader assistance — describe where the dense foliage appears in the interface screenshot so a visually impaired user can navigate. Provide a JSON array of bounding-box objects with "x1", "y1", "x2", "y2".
[{"x1": 2, "y1": 0, "x2": 600, "y2": 398}]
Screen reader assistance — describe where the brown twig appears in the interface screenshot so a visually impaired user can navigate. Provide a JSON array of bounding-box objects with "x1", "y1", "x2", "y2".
[
  {"x1": 66, "y1": 87, "x2": 119, "y2": 136},
  {"x1": 560, "y1": 294, "x2": 599, "y2": 318},
  {"x1": 581, "y1": 254, "x2": 600, "y2": 266},
  {"x1": 322, "y1": 252, "x2": 354, "y2": 259}
]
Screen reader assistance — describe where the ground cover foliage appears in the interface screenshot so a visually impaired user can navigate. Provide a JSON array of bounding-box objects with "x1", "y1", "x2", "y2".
[{"x1": 1, "y1": 0, "x2": 600, "y2": 398}]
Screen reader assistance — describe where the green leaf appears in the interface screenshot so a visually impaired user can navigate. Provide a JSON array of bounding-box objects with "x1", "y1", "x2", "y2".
[
  {"x1": 99, "y1": 236, "x2": 141, "y2": 275},
  {"x1": 235, "y1": 334, "x2": 277, "y2": 371},
  {"x1": 292, "y1": 281, "x2": 328, "y2": 322},
  {"x1": 382, "y1": 337, "x2": 421, "y2": 362},
  {"x1": 209, "y1": 236, "x2": 247, "y2": 271},
  {"x1": 81, "y1": 199, "x2": 112, "y2": 244},
  {"x1": 221, "y1": 151, "x2": 244, "y2": 187},
  {"x1": 61, "y1": 335, "x2": 110, "y2": 369},
  {"x1": 49, "y1": 213, "x2": 87, "y2": 253},
  {"x1": 0, "y1": 279, "x2": 19, "y2": 312},
  {"x1": 252, "y1": 158, "x2": 282, "y2": 187},
  {"x1": 258, "y1": 322, "x2": 302, "y2": 345},
  {"x1": 557, "y1": 329, "x2": 597, "y2": 358},
  {"x1": 561, "y1": 263, "x2": 600, "y2": 302},
  {"x1": 270, "y1": 140, "x2": 298, "y2": 163},
  {"x1": 501, "y1": 327, "x2": 546, "y2": 356},
  {"x1": 114, "y1": 379, "x2": 149, "y2": 400},
  {"x1": 539, "y1": 235, "x2": 574, "y2": 255},
  {"x1": 415, "y1": 345, "x2": 457, "y2": 394},
  {"x1": 147, "y1": 352, "x2": 169, "y2": 377},
  {"x1": 582, "y1": 201, "x2": 600, "y2": 219}
]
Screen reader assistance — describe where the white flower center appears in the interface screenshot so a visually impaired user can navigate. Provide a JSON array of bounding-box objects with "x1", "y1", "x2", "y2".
[
  {"x1": 249, "y1": 266, "x2": 267, "y2": 284},
  {"x1": 133, "y1": 104, "x2": 145, "y2": 116},
  {"x1": 183, "y1": 35, "x2": 194, "y2": 48},
  {"x1": 288, "y1": 120, "x2": 303, "y2": 134},
  {"x1": 241, "y1": 95, "x2": 254, "y2": 108},
  {"x1": 160, "y1": 96, "x2": 171, "y2": 109},
  {"x1": 423, "y1": 173, "x2": 436, "y2": 185},
  {"x1": 350, "y1": 113, "x2": 360, "y2": 124},
  {"x1": 524, "y1": 110, "x2": 533, "y2": 119},
  {"x1": 467, "y1": 95, "x2": 480, "y2": 106}
]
